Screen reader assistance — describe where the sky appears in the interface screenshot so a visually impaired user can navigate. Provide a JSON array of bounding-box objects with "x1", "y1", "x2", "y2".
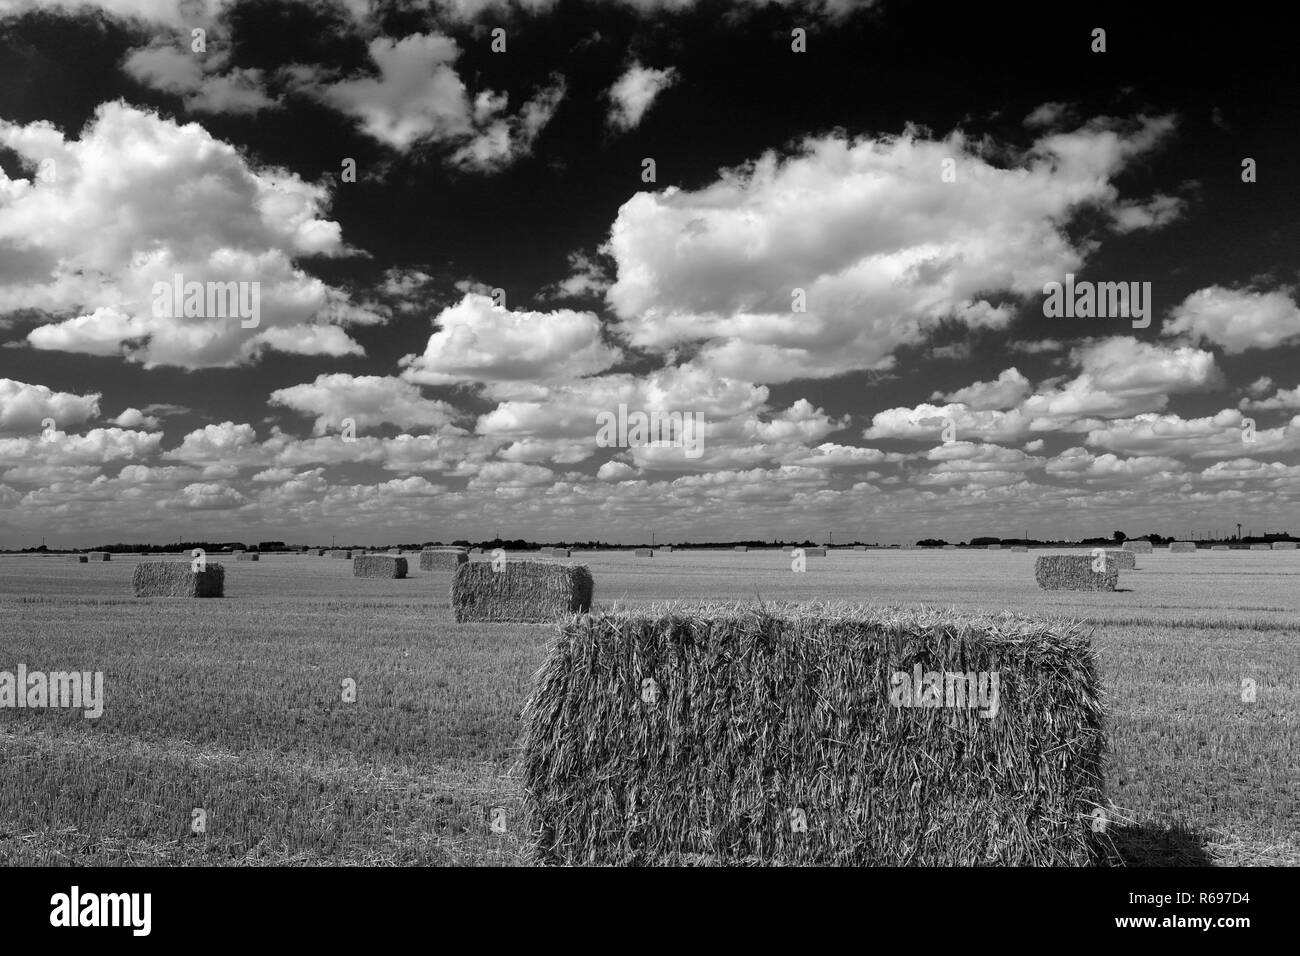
[{"x1": 0, "y1": 0, "x2": 1298, "y2": 546}]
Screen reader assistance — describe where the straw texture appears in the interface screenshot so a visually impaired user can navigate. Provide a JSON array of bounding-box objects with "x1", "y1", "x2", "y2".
[
  {"x1": 132, "y1": 561, "x2": 225, "y2": 597},
  {"x1": 452, "y1": 560, "x2": 593, "y2": 623},
  {"x1": 518, "y1": 602, "x2": 1106, "y2": 866}
]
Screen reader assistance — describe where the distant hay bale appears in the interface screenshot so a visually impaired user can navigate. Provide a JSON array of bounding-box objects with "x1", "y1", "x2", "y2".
[
  {"x1": 87, "y1": 552, "x2": 111, "y2": 561},
  {"x1": 1249, "y1": 543, "x2": 1271, "y2": 551},
  {"x1": 1010, "y1": 546, "x2": 1029, "y2": 553},
  {"x1": 421, "y1": 549, "x2": 468, "y2": 571},
  {"x1": 1123, "y1": 541, "x2": 1153, "y2": 553},
  {"x1": 132, "y1": 561, "x2": 224, "y2": 598},
  {"x1": 1272, "y1": 541, "x2": 1297, "y2": 550},
  {"x1": 388, "y1": 548, "x2": 402, "y2": 555},
  {"x1": 733, "y1": 545, "x2": 748, "y2": 552},
  {"x1": 1168, "y1": 541, "x2": 1197, "y2": 553},
  {"x1": 1105, "y1": 549, "x2": 1136, "y2": 570},
  {"x1": 550, "y1": 548, "x2": 571, "y2": 558},
  {"x1": 1211, "y1": 545, "x2": 1230, "y2": 551},
  {"x1": 942, "y1": 545, "x2": 957, "y2": 550},
  {"x1": 802, "y1": 547, "x2": 827, "y2": 557},
  {"x1": 853, "y1": 545, "x2": 867, "y2": 550},
  {"x1": 1035, "y1": 554, "x2": 1117, "y2": 591},
  {"x1": 634, "y1": 548, "x2": 654, "y2": 557},
  {"x1": 452, "y1": 560, "x2": 593, "y2": 623},
  {"x1": 657, "y1": 546, "x2": 673, "y2": 553},
  {"x1": 308, "y1": 549, "x2": 324, "y2": 556},
  {"x1": 518, "y1": 603, "x2": 1106, "y2": 866},
  {"x1": 328, "y1": 549, "x2": 352, "y2": 559},
  {"x1": 353, "y1": 554, "x2": 407, "y2": 579},
  {"x1": 66, "y1": 554, "x2": 88, "y2": 563},
  {"x1": 235, "y1": 552, "x2": 259, "y2": 561},
  {"x1": 986, "y1": 544, "x2": 1002, "y2": 550}
]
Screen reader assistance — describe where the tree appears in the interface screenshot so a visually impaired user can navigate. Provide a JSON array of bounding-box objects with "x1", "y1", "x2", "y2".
[{"x1": 1113, "y1": 531, "x2": 1126, "y2": 542}]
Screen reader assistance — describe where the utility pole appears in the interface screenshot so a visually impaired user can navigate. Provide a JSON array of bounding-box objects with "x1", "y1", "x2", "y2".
[{"x1": 1237, "y1": 523, "x2": 1242, "y2": 541}]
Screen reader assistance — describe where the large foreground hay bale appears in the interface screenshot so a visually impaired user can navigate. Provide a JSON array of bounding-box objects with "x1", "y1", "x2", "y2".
[
  {"x1": 1123, "y1": 541, "x2": 1153, "y2": 553},
  {"x1": 519, "y1": 603, "x2": 1106, "y2": 866},
  {"x1": 1272, "y1": 541, "x2": 1297, "y2": 550},
  {"x1": 420, "y1": 549, "x2": 468, "y2": 571},
  {"x1": 66, "y1": 554, "x2": 88, "y2": 563},
  {"x1": 452, "y1": 560, "x2": 593, "y2": 623},
  {"x1": 1249, "y1": 543, "x2": 1271, "y2": 551},
  {"x1": 236, "y1": 552, "x2": 259, "y2": 561},
  {"x1": 1169, "y1": 541, "x2": 1198, "y2": 553},
  {"x1": 132, "y1": 562, "x2": 224, "y2": 598},
  {"x1": 1104, "y1": 549, "x2": 1136, "y2": 570},
  {"x1": 87, "y1": 552, "x2": 110, "y2": 561},
  {"x1": 634, "y1": 548, "x2": 653, "y2": 557},
  {"x1": 354, "y1": 554, "x2": 407, "y2": 578},
  {"x1": 1034, "y1": 554, "x2": 1118, "y2": 591}
]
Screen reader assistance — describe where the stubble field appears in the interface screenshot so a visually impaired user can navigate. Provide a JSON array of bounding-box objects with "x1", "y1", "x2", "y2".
[{"x1": 0, "y1": 548, "x2": 1295, "y2": 866}]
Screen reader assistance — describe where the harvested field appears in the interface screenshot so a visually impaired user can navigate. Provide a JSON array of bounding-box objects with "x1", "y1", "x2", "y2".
[
  {"x1": 354, "y1": 554, "x2": 408, "y2": 579},
  {"x1": 451, "y1": 560, "x2": 594, "y2": 623},
  {"x1": 519, "y1": 604, "x2": 1105, "y2": 866},
  {"x1": 1035, "y1": 554, "x2": 1118, "y2": 591},
  {"x1": 1, "y1": 548, "x2": 1297, "y2": 867},
  {"x1": 132, "y1": 561, "x2": 225, "y2": 597}
]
